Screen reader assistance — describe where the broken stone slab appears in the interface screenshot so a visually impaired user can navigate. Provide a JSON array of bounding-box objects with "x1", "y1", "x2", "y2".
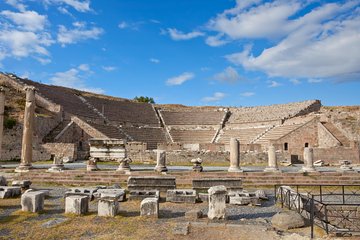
[
  {"x1": 0, "y1": 186, "x2": 21, "y2": 198},
  {"x1": 166, "y1": 189, "x2": 197, "y2": 203},
  {"x1": 208, "y1": 185, "x2": 227, "y2": 220},
  {"x1": 185, "y1": 209, "x2": 203, "y2": 220},
  {"x1": 191, "y1": 158, "x2": 203, "y2": 172},
  {"x1": 140, "y1": 197, "x2": 159, "y2": 218},
  {"x1": 98, "y1": 197, "x2": 119, "y2": 217},
  {"x1": 129, "y1": 190, "x2": 160, "y2": 201},
  {"x1": 21, "y1": 191, "x2": 45, "y2": 213},
  {"x1": 0, "y1": 176, "x2": 7, "y2": 186},
  {"x1": 41, "y1": 218, "x2": 68, "y2": 228},
  {"x1": 314, "y1": 160, "x2": 325, "y2": 167},
  {"x1": 271, "y1": 211, "x2": 305, "y2": 230},
  {"x1": 94, "y1": 189, "x2": 126, "y2": 202},
  {"x1": 255, "y1": 189, "x2": 268, "y2": 200},
  {"x1": 64, "y1": 187, "x2": 99, "y2": 200},
  {"x1": 127, "y1": 176, "x2": 176, "y2": 192},
  {"x1": 229, "y1": 196, "x2": 251, "y2": 205},
  {"x1": 65, "y1": 195, "x2": 89, "y2": 215},
  {"x1": 172, "y1": 222, "x2": 190, "y2": 236},
  {"x1": 12, "y1": 180, "x2": 32, "y2": 190}
]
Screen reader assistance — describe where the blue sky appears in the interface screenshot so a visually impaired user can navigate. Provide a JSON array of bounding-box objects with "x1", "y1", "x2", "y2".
[{"x1": 0, "y1": 0, "x2": 359, "y2": 107}]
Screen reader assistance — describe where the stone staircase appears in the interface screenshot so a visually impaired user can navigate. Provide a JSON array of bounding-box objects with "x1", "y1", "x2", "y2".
[
  {"x1": 43, "y1": 120, "x2": 72, "y2": 142},
  {"x1": 321, "y1": 122, "x2": 350, "y2": 147},
  {"x1": 253, "y1": 124, "x2": 303, "y2": 145}
]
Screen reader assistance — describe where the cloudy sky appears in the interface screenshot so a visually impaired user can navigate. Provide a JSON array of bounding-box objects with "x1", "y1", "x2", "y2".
[{"x1": 0, "y1": 0, "x2": 359, "y2": 106}]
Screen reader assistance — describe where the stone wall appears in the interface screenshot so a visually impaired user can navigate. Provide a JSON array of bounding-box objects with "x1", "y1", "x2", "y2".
[
  {"x1": 41, "y1": 143, "x2": 77, "y2": 161},
  {"x1": 313, "y1": 146, "x2": 360, "y2": 164},
  {"x1": 318, "y1": 122, "x2": 340, "y2": 148},
  {"x1": 35, "y1": 114, "x2": 62, "y2": 141}
]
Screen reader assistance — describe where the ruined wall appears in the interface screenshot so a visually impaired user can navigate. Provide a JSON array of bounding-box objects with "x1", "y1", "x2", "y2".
[
  {"x1": 313, "y1": 146, "x2": 360, "y2": 164},
  {"x1": 318, "y1": 122, "x2": 340, "y2": 148},
  {"x1": 35, "y1": 114, "x2": 62, "y2": 141},
  {"x1": 42, "y1": 143, "x2": 77, "y2": 161}
]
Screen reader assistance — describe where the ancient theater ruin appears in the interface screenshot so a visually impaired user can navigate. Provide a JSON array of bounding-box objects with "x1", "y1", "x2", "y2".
[{"x1": 1, "y1": 72, "x2": 360, "y2": 238}]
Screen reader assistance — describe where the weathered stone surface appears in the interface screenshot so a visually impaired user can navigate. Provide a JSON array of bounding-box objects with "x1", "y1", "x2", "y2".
[
  {"x1": 41, "y1": 218, "x2": 68, "y2": 228},
  {"x1": 229, "y1": 196, "x2": 251, "y2": 205},
  {"x1": 198, "y1": 193, "x2": 208, "y2": 202},
  {"x1": 255, "y1": 189, "x2": 268, "y2": 200},
  {"x1": 140, "y1": 198, "x2": 159, "y2": 218},
  {"x1": 0, "y1": 88, "x2": 5, "y2": 168},
  {"x1": 193, "y1": 178, "x2": 242, "y2": 192},
  {"x1": 89, "y1": 138, "x2": 126, "y2": 161},
  {"x1": 65, "y1": 195, "x2": 89, "y2": 215},
  {"x1": 191, "y1": 158, "x2": 203, "y2": 172},
  {"x1": 94, "y1": 189, "x2": 125, "y2": 201},
  {"x1": 21, "y1": 191, "x2": 44, "y2": 212},
  {"x1": 12, "y1": 180, "x2": 32, "y2": 189},
  {"x1": 208, "y1": 185, "x2": 227, "y2": 220},
  {"x1": 86, "y1": 158, "x2": 99, "y2": 171},
  {"x1": 98, "y1": 197, "x2": 119, "y2": 217},
  {"x1": 64, "y1": 187, "x2": 98, "y2": 200},
  {"x1": 228, "y1": 138, "x2": 242, "y2": 172},
  {"x1": 172, "y1": 222, "x2": 189, "y2": 236},
  {"x1": 166, "y1": 189, "x2": 197, "y2": 203},
  {"x1": 271, "y1": 211, "x2": 305, "y2": 230},
  {"x1": 117, "y1": 157, "x2": 132, "y2": 171},
  {"x1": 0, "y1": 186, "x2": 21, "y2": 198},
  {"x1": 129, "y1": 190, "x2": 160, "y2": 201},
  {"x1": 264, "y1": 145, "x2": 281, "y2": 172},
  {"x1": 127, "y1": 176, "x2": 176, "y2": 192},
  {"x1": 0, "y1": 176, "x2": 7, "y2": 186},
  {"x1": 185, "y1": 209, "x2": 203, "y2": 220},
  {"x1": 300, "y1": 147, "x2": 317, "y2": 172}
]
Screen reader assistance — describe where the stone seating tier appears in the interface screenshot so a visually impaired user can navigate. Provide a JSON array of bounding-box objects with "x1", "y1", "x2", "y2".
[
  {"x1": 122, "y1": 127, "x2": 167, "y2": 149},
  {"x1": 161, "y1": 111, "x2": 225, "y2": 125},
  {"x1": 84, "y1": 96, "x2": 160, "y2": 126},
  {"x1": 218, "y1": 127, "x2": 268, "y2": 144},
  {"x1": 169, "y1": 129, "x2": 216, "y2": 143},
  {"x1": 254, "y1": 123, "x2": 303, "y2": 144}
]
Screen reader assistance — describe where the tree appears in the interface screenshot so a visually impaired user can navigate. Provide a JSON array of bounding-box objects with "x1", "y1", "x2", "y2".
[{"x1": 133, "y1": 96, "x2": 155, "y2": 104}]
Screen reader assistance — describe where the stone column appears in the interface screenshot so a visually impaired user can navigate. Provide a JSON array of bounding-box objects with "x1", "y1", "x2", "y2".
[
  {"x1": 117, "y1": 157, "x2": 132, "y2": 172},
  {"x1": 264, "y1": 145, "x2": 281, "y2": 172},
  {"x1": 228, "y1": 138, "x2": 242, "y2": 172},
  {"x1": 154, "y1": 150, "x2": 168, "y2": 172},
  {"x1": 16, "y1": 86, "x2": 35, "y2": 172},
  {"x1": 300, "y1": 147, "x2": 317, "y2": 172},
  {"x1": 208, "y1": 185, "x2": 227, "y2": 220},
  {"x1": 0, "y1": 87, "x2": 5, "y2": 165}
]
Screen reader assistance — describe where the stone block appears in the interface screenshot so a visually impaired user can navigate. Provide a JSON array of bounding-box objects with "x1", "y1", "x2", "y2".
[
  {"x1": 166, "y1": 189, "x2": 197, "y2": 203},
  {"x1": 271, "y1": 211, "x2": 305, "y2": 230},
  {"x1": 129, "y1": 190, "x2": 160, "y2": 201},
  {"x1": 64, "y1": 187, "x2": 99, "y2": 200},
  {"x1": 98, "y1": 197, "x2": 119, "y2": 217},
  {"x1": 140, "y1": 198, "x2": 159, "y2": 218},
  {"x1": 96, "y1": 189, "x2": 126, "y2": 202},
  {"x1": 208, "y1": 185, "x2": 227, "y2": 220},
  {"x1": 185, "y1": 209, "x2": 203, "y2": 220},
  {"x1": 229, "y1": 196, "x2": 251, "y2": 205},
  {"x1": 0, "y1": 186, "x2": 21, "y2": 198},
  {"x1": 0, "y1": 176, "x2": 7, "y2": 186},
  {"x1": 12, "y1": 180, "x2": 32, "y2": 189},
  {"x1": 65, "y1": 195, "x2": 89, "y2": 215},
  {"x1": 255, "y1": 189, "x2": 268, "y2": 200},
  {"x1": 127, "y1": 176, "x2": 176, "y2": 192},
  {"x1": 193, "y1": 178, "x2": 242, "y2": 192},
  {"x1": 21, "y1": 191, "x2": 44, "y2": 212}
]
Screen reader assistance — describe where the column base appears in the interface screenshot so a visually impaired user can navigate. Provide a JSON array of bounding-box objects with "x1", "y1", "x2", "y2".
[
  {"x1": 47, "y1": 164, "x2": 65, "y2": 172},
  {"x1": 299, "y1": 167, "x2": 317, "y2": 173},
  {"x1": 86, "y1": 165, "x2": 99, "y2": 171},
  {"x1": 264, "y1": 167, "x2": 282, "y2": 173},
  {"x1": 116, "y1": 166, "x2": 131, "y2": 172},
  {"x1": 154, "y1": 166, "x2": 168, "y2": 172},
  {"x1": 15, "y1": 164, "x2": 33, "y2": 173},
  {"x1": 228, "y1": 167, "x2": 243, "y2": 173}
]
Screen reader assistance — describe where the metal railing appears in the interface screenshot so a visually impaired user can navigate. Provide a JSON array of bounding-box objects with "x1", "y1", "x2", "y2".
[{"x1": 275, "y1": 184, "x2": 360, "y2": 238}]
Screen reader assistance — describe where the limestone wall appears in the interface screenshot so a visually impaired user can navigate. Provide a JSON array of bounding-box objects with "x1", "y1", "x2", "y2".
[
  {"x1": 317, "y1": 122, "x2": 340, "y2": 148},
  {"x1": 42, "y1": 143, "x2": 77, "y2": 161},
  {"x1": 313, "y1": 146, "x2": 360, "y2": 164}
]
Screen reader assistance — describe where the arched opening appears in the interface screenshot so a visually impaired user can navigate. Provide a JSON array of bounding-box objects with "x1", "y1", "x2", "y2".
[{"x1": 284, "y1": 142, "x2": 288, "y2": 151}]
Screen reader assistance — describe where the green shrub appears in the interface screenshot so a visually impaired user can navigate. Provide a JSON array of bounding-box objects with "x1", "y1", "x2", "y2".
[{"x1": 4, "y1": 117, "x2": 16, "y2": 129}]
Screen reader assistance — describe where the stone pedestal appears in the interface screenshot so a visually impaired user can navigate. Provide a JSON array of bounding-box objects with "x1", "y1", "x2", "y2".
[
  {"x1": 117, "y1": 157, "x2": 132, "y2": 172},
  {"x1": 16, "y1": 86, "x2": 36, "y2": 173},
  {"x1": 208, "y1": 185, "x2": 227, "y2": 220},
  {"x1": 300, "y1": 147, "x2": 317, "y2": 172},
  {"x1": 140, "y1": 197, "x2": 159, "y2": 218},
  {"x1": 338, "y1": 160, "x2": 354, "y2": 172},
  {"x1": 65, "y1": 195, "x2": 89, "y2": 215},
  {"x1": 98, "y1": 197, "x2": 119, "y2": 217},
  {"x1": 154, "y1": 150, "x2": 168, "y2": 172},
  {"x1": 264, "y1": 145, "x2": 281, "y2": 172},
  {"x1": 228, "y1": 138, "x2": 243, "y2": 172},
  {"x1": 86, "y1": 158, "x2": 99, "y2": 171},
  {"x1": 48, "y1": 156, "x2": 65, "y2": 172},
  {"x1": 0, "y1": 88, "x2": 4, "y2": 168},
  {"x1": 21, "y1": 191, "x2": 44, "y2": 212},
  {"x1": 191, "y1": 158, "x2": 203, "y2": 172}
]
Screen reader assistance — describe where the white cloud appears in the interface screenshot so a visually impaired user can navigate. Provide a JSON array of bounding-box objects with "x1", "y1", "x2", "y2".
[
  {"x1": 167, "y1": 28, "x2": 205, "y2": 41},
  {"x1": 118, "y1": 21, "x2": 128, "y2": 29},
  {"x1": 57, "y1": 6, "x2": 73, "y2": 16},
  {"x1": 240, "y1": 92, "x2": 255, "y2": 97},
  {"x1": 166, "y1": 72, "x2": 194, "y2": 86},
  {"x1": 0, "y1": 29, "x2": 53, "y2": 62},
  {"x1": 5, "y1": 0, "x2": 27, "y2": 12},
  {"x1": 102, "y1": 66, "x2": 117, "y2": 72},
  {"x1": 57, "y1": 22, "x2": 103, "y2": 46},
  {"x1": 150, "y1": 58, "x2": 160, "y2": 64},
  {"x1": 268, "y1": 80, "x2": 281, "y2": 88},
  {"x1": 205, "y1": 34, "x2": 229, "y2": 47},
  {"x1": 213, "y1": 66, "x2": 241, "y2": 84},
  {"x1": 50, "y1": 68, "x2": 104, "y2": 94},
  {"x1": 202, "y1": 92, "x2": 226, "y2": 102},
  {"x1": 1, "y1": 10, "x2": 47, "y2": 31},
  {"x1": 214, "y1": 1, "x2": 360, "y2": 82},
  {"x1": 290, "y1": 79, "x2": 301, "y2": 85},
  {"x1": 201, "y1": 67, "x2": 210, "y2": 72},
  {"x1": 118, "y1": 21, "x2": 144, "y2": 30},
  {"x1": 78, "y1": 63, "x2": 90, "y2": 71},
  {"x1": 44, "y1": 0, "x2": 92, "y2": 12},
  {"x1": 308, "y1": 78, "x2": 323, "y2": 83}
]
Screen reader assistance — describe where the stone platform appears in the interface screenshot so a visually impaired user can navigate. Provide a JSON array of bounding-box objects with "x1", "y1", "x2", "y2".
[{"x1": 3, "y1": 169, "x2": 360, "y2": 187}]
